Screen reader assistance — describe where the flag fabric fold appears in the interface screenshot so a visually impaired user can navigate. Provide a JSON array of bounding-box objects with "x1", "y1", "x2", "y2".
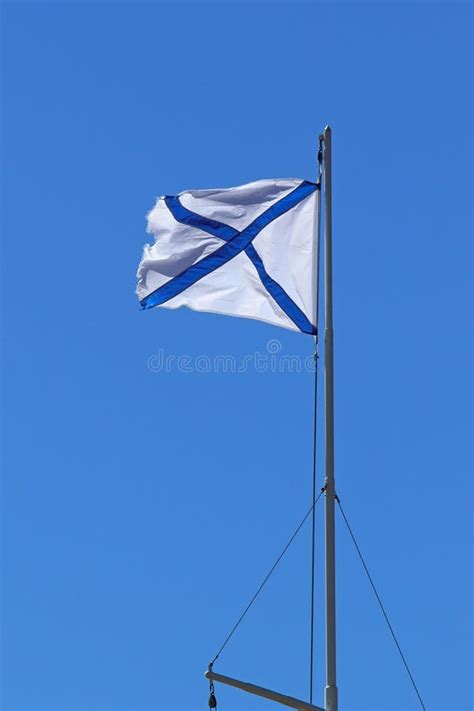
[{"x1": 136, "y1": 178, "x2": 319, "y2": 334}]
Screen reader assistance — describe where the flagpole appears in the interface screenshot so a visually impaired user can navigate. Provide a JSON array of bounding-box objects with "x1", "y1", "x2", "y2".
[
  {"x1": 309, "y1": 133, "x2": 323, "y2": 705},
  {"x1": 323, "y1": 125, "x2": 338, "y2": 711}
]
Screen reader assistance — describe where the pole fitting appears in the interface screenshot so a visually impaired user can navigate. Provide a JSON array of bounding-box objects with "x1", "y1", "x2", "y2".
[
  {"x1": 208, "y1": 683, "x2": 217, "y2": 709},
  {"x1": 208, "y1": 665, "x2": 217, "y2": 708}
]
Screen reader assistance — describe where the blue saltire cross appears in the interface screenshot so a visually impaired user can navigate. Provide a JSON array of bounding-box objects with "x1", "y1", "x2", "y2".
[{"x1": 140, "y1": 180, "x2": 319, "y2": 335}]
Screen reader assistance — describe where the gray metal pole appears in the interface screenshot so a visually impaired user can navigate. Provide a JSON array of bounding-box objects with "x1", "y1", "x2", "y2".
[
  {"x1": 309, "y1": 133, "x2": 323, "y2": 705},
  {"x1": 323, "y1": 125, "x2": 338, "y2": 711}
]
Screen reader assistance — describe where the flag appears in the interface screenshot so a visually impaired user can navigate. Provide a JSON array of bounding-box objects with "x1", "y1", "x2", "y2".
[{"x1": 136, "y1": 178, "x2": 319, "y2": 334}]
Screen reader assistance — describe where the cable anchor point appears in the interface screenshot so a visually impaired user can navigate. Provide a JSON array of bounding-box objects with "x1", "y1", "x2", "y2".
[
  {"x1": 207, "y1": 664, "x2": 217, "y2": 709},
  {"x1": 208, "y1": 680, "x2": 217, "y2": 708}
]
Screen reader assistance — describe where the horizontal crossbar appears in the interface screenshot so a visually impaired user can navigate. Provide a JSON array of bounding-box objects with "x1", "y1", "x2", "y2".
[{"x1": 205, "y1": 667, "x2": 325, "y2": 711}]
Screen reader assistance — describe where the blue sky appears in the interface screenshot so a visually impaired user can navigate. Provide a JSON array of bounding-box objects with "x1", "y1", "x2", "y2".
[{"x1": 1, "y1": 2, "x2": 472, "y2": 710}]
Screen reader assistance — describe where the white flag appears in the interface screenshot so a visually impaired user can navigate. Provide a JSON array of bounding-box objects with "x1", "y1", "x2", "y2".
[{"x1": 136, "y1": 178, "x2": 319, "y2": 334}]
